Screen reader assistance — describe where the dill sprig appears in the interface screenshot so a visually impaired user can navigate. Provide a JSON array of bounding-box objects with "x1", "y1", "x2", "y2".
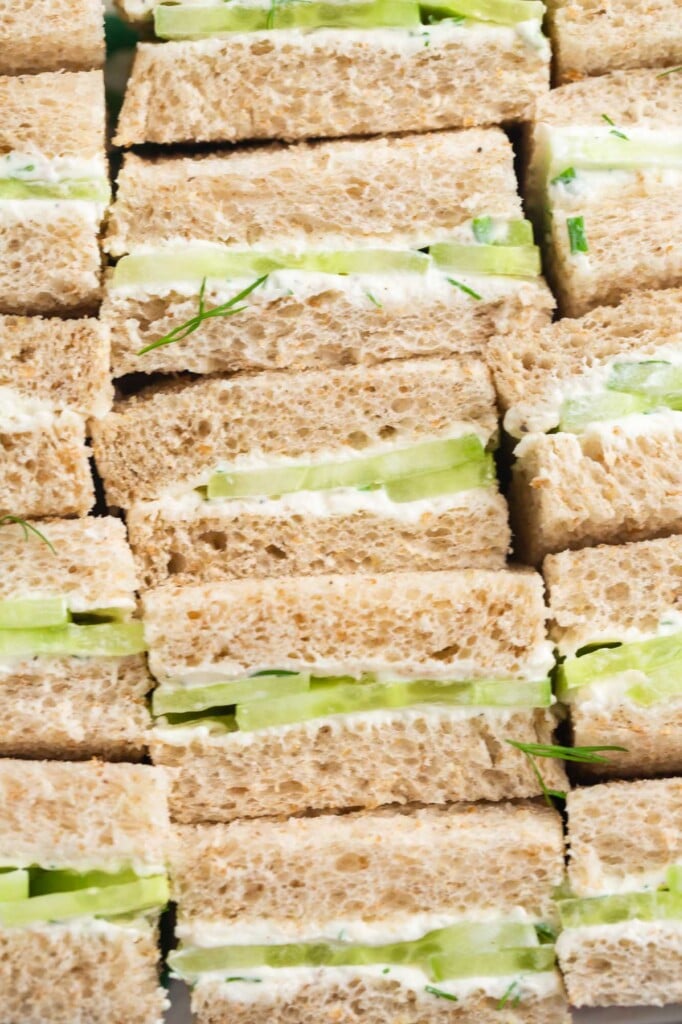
[
  {"x1": 425, "y1": 985, "x2": 458, "y2": 1002},
  {"x1": 447, "y1": 277, "x2": 482, "y2": 300},
  {"x1": 0, "y1": 515, "x2": 56, "y2": 554},
  {"x1": 601, "y1": 113, "x2": 629, "y2": 140},
  {"x1": 137, "y1": 275, "x2": 267, "y2": 355},
  {"x1": 497, "y1": 979, "x2": 522, "y2": 1010},
  {"x1": 506, "y1": 741, "x2": 627, "y2": 806},
  {"x1": 657, "y1": 66, "x2": 682, "y2": 78}
]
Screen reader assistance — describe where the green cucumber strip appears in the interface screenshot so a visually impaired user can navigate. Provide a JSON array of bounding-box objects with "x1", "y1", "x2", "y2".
[
  {"x1": 0, "y1": 178, "x2": 111, "y2": 202},
  {"x1": 0, "y1": 597, "x2": 68, "y2": 630},
  {"x1": 162, "y1": 712, "x2": 238, "y2": 734},
  {"x1": 0, "y1": 621, "x2": 146, "y2": 658},
  {"x1": 207, "y1": 436, "x2": 486, "y2": 500},
  {"x1": 0, "y1": 875, "x2": 169, "y2": 927},
  {"x1": 152, "y1": 673, "x2": 311, "y2": 716},
  {"x1": 471, "y1": 218, "x2": 535, "y2": 246},
  {"x1": 558, "y1": 890, "x2": 682, "y2": 929},
  {"x1": 549, "y1": 138, "x2": 682, "y2": 175},
  {"x1": 608, "y1": 361, "x2": 682, "y2": 407},
  {"x1": 0, "y1": 870, "x2": 29, "y2": 902},
  {"x1": 383, "y1": 451, "x2": 495, "y2": 502},
  {"x1": 113, "y1": 246, "x2": 430, "y2": 288},
  {"x1": 558, "y1": 390, "x2": 654, "y2": 432},
  {"x1": 428, "y1": 945, "x2": 555, "y2": 983},
  {"x1": 155, "y1": 0, "x2": 421, "y2": 37},
  {"x1": 430, "y1": 242, "x2": 541, "y2": 277},
  {"x1": 236, "y1": 677, "x2": 552, "y2": 732},
  {"x1": 30, "y1": 867, "x2": 140, "y2": 897},
  {"x1": 420, "y1": 0, "x2": 544, "y2": 25},
  {"x1": 667, "y1": 865, "x2": 682, "y2": 893},
  {"x1": 169, "y1": 920, "x2": 540, "y2": 982},
  {"x1": 557, "y1": 632, "x2": 682, "y2": 700}
]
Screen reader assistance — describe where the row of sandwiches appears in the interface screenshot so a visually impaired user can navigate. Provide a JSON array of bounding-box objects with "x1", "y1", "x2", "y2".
[
  {"x1": 4, "y1": 281, "x2": 681, "y2": 571},
  {"x1": 1, "y1": 758, "x2": 680, "y2": 1022},
  {"x1": 2, "y1": 514, "x2": 681, "y2": 818},
  {"x1": 5, "y1": 67, "x2": 682, "y2": 328}
]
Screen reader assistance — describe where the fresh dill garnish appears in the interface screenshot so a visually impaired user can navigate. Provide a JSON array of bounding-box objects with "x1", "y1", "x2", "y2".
[
  {"x1": 566, "y1": 216, "x2": 588, "y2": 255},
  {"x1": 0, "y1": 515, "x2": 56, "y2": 554},
  {"x1": 366, "y1": 291, "x2": 383, "y2": 307},
  {"x1": 224, "y1": 977, "x2": 262, "y2": 983},
  {"x1": 425, "y1": 985, "x2": 458, "y2": 1001},
  {"x1": 382, "y1": 967, "x2": 391, "y2": 974},
  {"x1": 137, "y1": 275, "x2": 267, "y2": 355},
  {"x1": 550, "y1": 166, "x2": 576, "y2": 186},
  {"x1": 535, "y1": 922, "x2": 557, "y2": 943},
  {"x1": 497, "y1": 980, "x2": 521, "y2": 1010},
  {"x1": 601, "y1": 113, "x2": 629, "y2": 140},
  {"x1": 446, "y1": 277, "x2": 482, "y2": 300},
  {"x1": 657, "y1": 65, "x2": 682, "y2": 77},
  {"x1": 506, "y1": 741, "x2": 627, "y2": 807}
]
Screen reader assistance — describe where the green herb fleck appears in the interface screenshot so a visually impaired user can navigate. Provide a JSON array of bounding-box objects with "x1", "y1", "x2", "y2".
[
  {"x1": 446, "y1": 277, "x2": 482, "y2": 300},
  {"x1": 366, "y1": 291, "x2": 383, "y2": 308},
  {"x1": 382, "y1": 967, "x2": 391, "y2": 974},
  {"x1": 550, "y1": 166, "x2": 576, "y2": 186},
  {"x1": 425, "y1": 985, "x2": 458, "y2": 1002},
  {"x1": 535, "y1": 922, "x2": 557, "y2": 943},
  {"x1": 423, "y1": 30, "x2": 430, "y2": 45},
  {"x1": 505, "y1": 740, "x2": 627, "y2": 807},
  {"x1": 0, "y1": 515, "x2": 56, "y2": 554},
  {"x1": 472, "y1": 215, "x2": 494, "y2": 243},
  {"x1": 497, "y1": 980, "x2": 521, "y2": 1010},
  {"x1": 601, "y1": 113, "x2": 628, "y2": 140},
  {"x1": 657, "y1": 65, "x2": 682, "y2": 77},
  {"x1": 567, "y1": 216, "x2": 588, "y2": 255},
  {"x1": 137, "y1": 275, "x2": 267, "y2": 355},
  {"x1": 225, "y1": 977, "x2": 262, "y2": 983}
]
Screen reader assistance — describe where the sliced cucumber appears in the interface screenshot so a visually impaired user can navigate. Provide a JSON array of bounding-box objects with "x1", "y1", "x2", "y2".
[
  {"x1": 0, "y1": 870, "x2": 29, "y2": 902},
  {"x1": 0, "y1": 597, "x2": 68, "y2": 630},
  {"x1": 558, "y1": 391, "x2": 653, "y2": 433},
  {"x1": 169, "y1": 919, "x2": 540, "y2": 982},
  {"x1": 155, "y1": 0, "x2": 421, "y2": 37},
  {"x1": 557, "y1": 632, "x2": 682, "y2": 700},
  {"x1": 0, "y1": 178, "x2": 111, "y2": 202},
  {"x1": 558, "y1": 890, "x2": 682, "y2": 929},
  {"x1": 30, "y1": 867, "x2": 140, "y2": 897},
  {"x1": 667, "y1": 865, "x2": 682, "y2": 894},
  {"x1": 0, "y1": 875, "x2": 169, "y2": 927},
  {"x1": 0, "y1": 621, "x2": 146, "y2": 658},
  {"x1": 608, "y1": 361, "x2": 682, "y2": 407},
  {"x1": 383, "y1": 451, "x2": 495, "y2": 502},
  {"x1": 421, "y1": 0, "x2": 545, "y2": 24},
  {"x1": 207, "y1": 436, "x2": 487, "y2": 501},
  {"x1": 431, "y1": 242, "x2": 541, "y2": 277},
  {"x1": 152, "y1": 673, "x2": 311, "y2": 716},
  {"x1": 236, "y1": 677, "x2": 551, "y2": 732},
  {"x1": 471, "y1": 217, "x2": 535, "y2": 245},
  {"x1": 428, "y1": 945, "x2": 555, "y2": 982},
  {"x1": 113, "y1": 245, "x2": 430, "y2": 289},
  {"x1": 549, "y1": 137, "x2": 682, "y2": 176}
]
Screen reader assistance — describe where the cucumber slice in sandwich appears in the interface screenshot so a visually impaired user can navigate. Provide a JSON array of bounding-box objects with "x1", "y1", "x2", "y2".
[
  {"x1": 430, "y1": 241, "x2": 541, "y2": 277},
  {"x1": 549, "y1": 137, "x2": 682, "y2": 176},
  {"x1": 169, "y1": 919, "x2": 541, "y2": 982},
  {"x1": 420, "y1": 0, "x2": 545, "y2": 24},
  {"x1": 608, "y1": 361, "x2": 682, "y2": 407},
  {"x1": 0, "y1": 178, "x2": 111, "y2": 202},
  {"x1": 153, "y1": 672, "x2": 312, "y2": 716},
  {"x1": 0, "y1": 870, "x2": 29, "y2": 902},
  {"x1": 558, "y1": 890, "x2": 682, "y2": 929},
  {"x1": 557, "y1": 632, "x2": 682, "y2": 702},
  {"x1": 558, "y1": 391, "x2": 654, "y2": 432},
  {"x1": 428, "y1": 945, "x2": 555, "y2": 982},
  {"x1": 207, "y1": 435, "x2": 489, "y2": 500},
  {"x1": 0, "y1": 874, "x2": 169, "y2": 927},
  {"x1": 0, "y1": 597, "x2": 68, "y2": 630},
  {"x1": 0, "y1": 621, "x2": 146, "y2": 658}
]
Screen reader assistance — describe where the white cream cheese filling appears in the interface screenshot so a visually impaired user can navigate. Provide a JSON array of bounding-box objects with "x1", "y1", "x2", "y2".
[
  {"x1": 557, "y1": 917, "x2": 682, "y2": 956},
  {"x1": 0, "y1": 152, "x2": 107, "y2": 184},
  {"x1": 0, "y1": 387, "x2": 80, "y2": 434},
  {"x1": 0, "y1": 198, "x2": 107, "y2": 224}
]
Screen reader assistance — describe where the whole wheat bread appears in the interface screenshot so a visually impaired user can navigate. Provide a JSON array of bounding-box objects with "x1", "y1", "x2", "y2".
[{"x1": 0, "y1": 0, "x2": 104, "y2": 74}]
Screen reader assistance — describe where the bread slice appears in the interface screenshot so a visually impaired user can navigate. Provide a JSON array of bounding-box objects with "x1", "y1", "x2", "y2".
[
  {"x1": 0, "y1": 71, "x2": 106, "y2": 315},
  {"x1": 115, "y1": 27, "x2": 548, "y2": 147},
  {"x1": 0, "y1": 517, "x2": 151, "y2": 760},
  {"x1": 142, "y1": 569, "x2": 551, "y2": 683},
  {"x1": 548, "y1": 0, "x2": 682, "y2": 83},
  {"x1": 557, "y1": 778, "x2": 682, "y2": 1007},
  {"x1": 528, "y1": 69, "x2": 682, "y2": 316},
  {"x1": 0, "y1": 314, "x2": 110, "y2": 518},
  {"x1": 151, "y1": 707, "x2": 565, "y2": 822},
  {"x1": 0, "y1": 758, "x2": 169, "y2": 1024},
  {"x1": 509, "y1": 421, "x2": 682, "y2": 564},
  {"x1": 0, "y1": 0, "x2": 104, "y2": 74},
  {"x1": 93, "y1": 358, "x2": 499, "y2": 506},
  {"x1": 488, "y1": 287, "x2": 682, "y2": 435}
]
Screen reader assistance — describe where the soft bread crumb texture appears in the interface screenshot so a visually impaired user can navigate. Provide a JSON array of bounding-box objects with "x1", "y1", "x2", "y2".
[
  {"x1": 510, "y1": 428, "x2": 682, "y2": 564},
  {"x1": 171, "y1": 802, "x2": 565, "y2": 924},
  {"x1": 567, "y1": 777, "x2": 682, "y2": 896},
  {"x1": 152, "y1": 708, "x2": 565, "y2": 822},
  {"x1": 489, "y1": 287, "x2": 682, "y2": 421},
  {"x1": 0, "y1": 924, "x2": 167, "y2": 1024},
  {"x1": 192, "y1": 973, "x2": 570, "y2": 1024},
  {"x1": 569, "y1": 702, "x2": 682, "y2": 779},
  {"x1": 0, "y1": 70, "x2": 106, "y2": 158},
  {"x1": 547, "y1": 2, "x2": 682, "y2": 83},
  {"x1": 93, "y1": 358, "x2": 499, "y2": 507},
  {"x1": 544, "y1": 533, "x2": 682, "y2": 647},
  {"x1": 558, "y1": 922, "x2": 682, "y2": 1007},
  {"x1": 105, "y1": 277, "x2": 554, "y2": 378},
  {"x1": 105, "y1": 130, "x2": 521, "y2": 255},
  {"x1": 0, "y1": 517, "x2": 138, "y2": 605},
  {"x1": 115, "y1": 33, "x2": 548, "y2": 146},
  {"x1": 0, "y1": 417, "x2": 94, "y2": 518},
  {"x1": 0, "y1": 654, "x2": 151, "y2": 761},
  {"x1": 0, "y1": 0, "x2": 104, "y2": 74},
  {"x1": 0, "y1": 760, "x2": 170, "y2": 871},
  {"x1": 142, "y1": 569, "x2": 549, "y2": 681},
  {"x1": 128, "y1": 490, "x2": 510, "y2": 588}
]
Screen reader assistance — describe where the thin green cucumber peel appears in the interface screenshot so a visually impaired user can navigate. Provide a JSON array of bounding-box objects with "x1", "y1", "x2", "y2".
[
  {"x1": 169, "y1": 919, "x2": 554, "y2": 984},
  {"x1": 155, "y1": 676, "x2": 552, "y2": 730},
  {"x1": 0, "y1": 178, "x2": 111, "y2": 203},
  {"x1": 556, "y1": 631, "x2": 682, "y2": 706},
  {"x1": 0, "y1": 866, "x2": 169, "y2": 926},
  {"x1": 558, "y1": 866, "x2": 682, "y2": 929},
  {"x1": 559, "y1": 360, "x2": 682, "y2": 432}
]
